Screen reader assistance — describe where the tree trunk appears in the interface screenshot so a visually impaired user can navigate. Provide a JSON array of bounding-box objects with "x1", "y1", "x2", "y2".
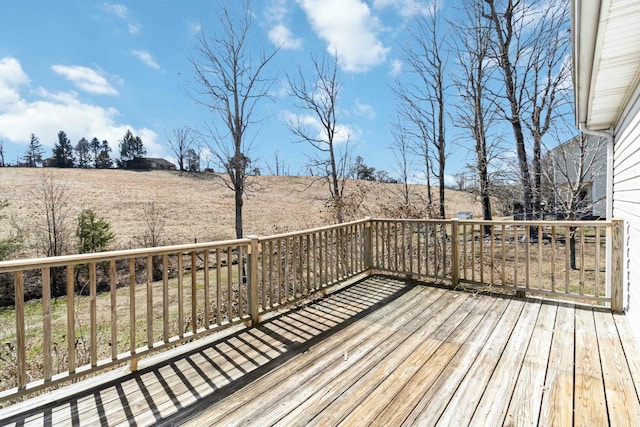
[{"x1": 235, "y1": 187, "x2": 243, "y2": 239}]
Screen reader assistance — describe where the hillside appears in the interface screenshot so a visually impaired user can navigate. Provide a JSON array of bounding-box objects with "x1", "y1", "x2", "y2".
[{"x1": 0, "y1": 168, "x2": 485, "y2": 258}]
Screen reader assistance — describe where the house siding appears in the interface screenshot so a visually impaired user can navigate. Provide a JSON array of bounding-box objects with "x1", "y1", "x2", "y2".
[{"x1": 614, "y1": 87, "x2": 640, "y2": 339}]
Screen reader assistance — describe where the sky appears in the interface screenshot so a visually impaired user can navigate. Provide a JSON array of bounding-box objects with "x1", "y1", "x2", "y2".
[{"x1": 0, "y1": 0, "x2": 571, "y2": 182}]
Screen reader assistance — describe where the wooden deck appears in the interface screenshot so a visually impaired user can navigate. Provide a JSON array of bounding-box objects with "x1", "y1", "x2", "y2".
[{"x1": 1, "y1": 275, "x2": 639, "y2": 426}]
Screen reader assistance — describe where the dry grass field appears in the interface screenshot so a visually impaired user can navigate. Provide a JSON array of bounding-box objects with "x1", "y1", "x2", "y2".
[{"x1": 0, "y1": 168, "x2": 485, "y2": 258}]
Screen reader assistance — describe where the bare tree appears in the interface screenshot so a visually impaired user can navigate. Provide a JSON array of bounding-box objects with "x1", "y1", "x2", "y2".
[
  {"x1": 452, "y1": 0, "x2": 500, "y2": 229},
  {"x1": 141, "y1": 201, "x2": 166, "y2": 280},
  {"x1": 396, "y1": 2, "x2": 448, "y2": 218},
  {"x1": 168, "y1": 126, "x2": 194, "y2": 172},
  {"x1": 390, "y1": 120, "x2": 414, "y2": 207},
  {"x1": 267, "y1": 151, "x2": 289, "y2": 176},
  {"x1": 483, "y1": 0, "x2": 570, "y2": 220},
  {"x1": 188, "y1": 0, "x2": 278, "y2": 238},
  {"x1": 31, "y1": 172, "x2": 74, "y2": 295},
  {"x1": 522, "y1": 0, "x2": 571, "y2": 215},
  {"x1": 483, "y1": 0, "x2": 534, "y2": 218},
  {"x1": 287, "y1": 54, "x2": 351, "y2": 223},
  {"x1": 548, "y1": 134, "x2": 606, "y2": 268}
]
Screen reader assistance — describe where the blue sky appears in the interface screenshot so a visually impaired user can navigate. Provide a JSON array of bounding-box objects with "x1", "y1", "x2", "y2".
[{"x1": 0, "y1": 0, "x2": 566, "y2": 181}]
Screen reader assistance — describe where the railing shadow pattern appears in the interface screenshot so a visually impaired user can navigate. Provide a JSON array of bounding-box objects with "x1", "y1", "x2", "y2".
[{"x1": 0, "y1": 276, "x2": 411, "y2": 425}]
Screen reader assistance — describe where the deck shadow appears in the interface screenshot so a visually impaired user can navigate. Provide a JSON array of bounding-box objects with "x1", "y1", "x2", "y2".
[{"x1": 0, "y1": 275, "x2": 416, "y2": 426}]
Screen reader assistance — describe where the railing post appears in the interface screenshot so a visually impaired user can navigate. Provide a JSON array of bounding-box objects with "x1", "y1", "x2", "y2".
[
  {"x1": 450, "y1": 219, "x2": 459, "y2": 288},
  {"x1": 247, "y1": 236, "x2": 261, "y2": 325},
  {"x1": 364, "y1": 217, "x2": 373, "y2": 274},
  {"x1": 611, "y1": 219, "x2": 624, "y2": 313}
]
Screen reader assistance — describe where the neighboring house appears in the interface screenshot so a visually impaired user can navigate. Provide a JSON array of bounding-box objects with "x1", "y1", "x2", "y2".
[
  {"x1": 145, "y1": 158, "x2": 176, "y2": 170},
  {"x1": 550, "y1": 134, "x2": 607, "y2": 219},
  {"x1": 572, "y1": 0, "x2": 640, "y2": 340}
]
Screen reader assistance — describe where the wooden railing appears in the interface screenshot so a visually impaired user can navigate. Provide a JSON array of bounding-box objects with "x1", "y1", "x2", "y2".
[
  {"x1": 0, "y1": 217, "x2": 623, "y2": 401},
  {"x1": 367, "y1": 218, "x2": 623, "y2": 310}
]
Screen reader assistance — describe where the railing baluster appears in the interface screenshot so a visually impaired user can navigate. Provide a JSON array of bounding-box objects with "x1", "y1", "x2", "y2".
[
  {"x1": 595, "y1": 227, "x2": 601, "y2": 297},
  {"x1": 525, "y1": 225, "x2": 530, "y2": 290},
  {"x1": 15, "y1": 271, "x2": 26, "y2": 389},
  {"x1": 470, "y1": 224, "x2": 475, "y2": 282},
  {"x1": 129, "y1": 259, "x2": 136, "y2": 352},
  {"x1": 261, "y1": 241, "x2": 267, "y2": 309},
  {"x1": 146, "y1": 256, "x2": 153, "y2": 348},
  {"x1": 90, "y1": 262, "x2": 97, "y2": 366},
  {"x1": 284, "y1": 238, "x2": 290, "y2": 301},
  {"x1": 306, "y1": 234, "x2": 311, "y2": 295},
  {"x1": 67, "y1": 266, "x2": 75, "y2": 373},
  {"x1": 501, "y1": 224, "x2": 506, "y2": 287},
  {"x1": 177, "y1": 254, "x2": 184, "y2": 336},
  {"x1": 237, "y1": 245, "x2": 243, "y2": 316},
  {"x1": 42, "y1": 267, "x2": 52, "y2": 382},
  {"x1": 537, "y1": 225, "x2": 543, "y2": 290},
  {"x1": 162, "y1": 255, "x2": 168, "y2": 341},
  {"x1": 580, "y1": 227, "x2": 586, "y2": 295},
  {"x1": 204, "y1": 251, "x2": 210, "y2": 327},
  {"x1": 227, "y1": 247, "x2": 232, "y2": 321},
  {"x1": 479, "y1": 223, "x2": 485, "y2": 283},
  {"x1": 216, "y1": 248, "x2": 221, "y2": 325},
  {"x1": 551, "y1": 226, "x2": 557, "y2": 292},
  {"x1": 514, "y1": 226, "x2": 518, "y2": 287},
  {"x1": 110, "y1": 260, "x2": 117, "y2": 359},
  {"x1": 565, "y1": 225, "x2": 570, "y2": 293},
  {"x1": 191, "y1": 251, "x2": 197, "y2": 334},
  {"x1": 489, "y1": 224, "x2": 495, "y2": 285}
]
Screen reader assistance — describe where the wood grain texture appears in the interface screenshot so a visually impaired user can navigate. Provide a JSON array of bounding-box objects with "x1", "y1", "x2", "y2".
[{"x1": 1, "y1": 275, "x2": 640, "y2": 427}]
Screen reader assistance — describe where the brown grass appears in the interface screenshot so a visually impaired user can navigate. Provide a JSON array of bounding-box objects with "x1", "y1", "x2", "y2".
[{"x1": 0, "y1": 168, "x2": 485, "y2": 257}]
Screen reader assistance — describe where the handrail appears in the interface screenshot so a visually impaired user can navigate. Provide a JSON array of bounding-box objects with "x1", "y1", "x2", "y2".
[{"x1": 0, "y1": 238, "x2": 251, "y2": 273}]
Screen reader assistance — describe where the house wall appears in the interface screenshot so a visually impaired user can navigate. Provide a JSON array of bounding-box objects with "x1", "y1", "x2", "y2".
[
  {"x1": 613, "y1": 86, "x2": 640, "y2": 340},
  {"x1": 552, "y1": 135, "x2": 607, "y2": 217}
]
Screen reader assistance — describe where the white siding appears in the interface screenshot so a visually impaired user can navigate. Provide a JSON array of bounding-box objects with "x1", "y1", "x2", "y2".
[{"x1": 614, "y1": 88, "x2": 640, "y2": 340}]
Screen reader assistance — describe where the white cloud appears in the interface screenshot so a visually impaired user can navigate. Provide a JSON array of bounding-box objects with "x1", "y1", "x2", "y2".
[
  {"x1": 130, "y1": 50, "x2": 160, "y2": 70},
  {"x1": 128, "y1": 23, "x2": 141, "y2": 35},
  {"x1": 354, "y1": 99, "x2": 376, "y2": 119},
  {"x1": 269, "y1": 24, "x2": 303, "y2": 49},
  {"x1": 265, "y1": 0, "x2": 303, "y2": 50},
  {"x1": 372, "y1": 0, "x2": 435, "y2": 17},
  {"x1": 283, "y1": 111, "x2": 355, "y2": 144},
  {"x1": 296, "y1": 0, "x2": 390, "y2": 72},
  {"x1": 390, "y1": 59, "x2": 402, "y2": 76},
  {"x1": 0, "y1": 57, "x2": 164, "y2": 158},
  {"x1": 101, "y1": 3, "x2": 141, "y2": 35},
  {"x1": 101, "y1": 3, "x2": 128, "y2": 19},
  {"x1": 0, "y1": 57, "x2": 30, "y2": 106},
  {"x1": 188, "y1": 21, "x2": 202, "y2": 35},
  {"x1": 51, "y1": 65, "x2": 118, "y2": 96}
]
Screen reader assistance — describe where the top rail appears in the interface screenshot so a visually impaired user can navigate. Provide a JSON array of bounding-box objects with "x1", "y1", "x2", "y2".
[{"x1": 0, "y1": 239, "x2": 251, "y2": 273}]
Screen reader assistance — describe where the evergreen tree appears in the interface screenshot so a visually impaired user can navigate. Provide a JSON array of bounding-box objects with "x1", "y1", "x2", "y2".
[
  {"x1": 22, "y1": 133, "x2": 44, "y2": 167},
  {"x1": 96, "y1": 140, "x2": 112, "y2": 169},
  {"x1": 52, "y1": 131, "x2": 75, "y2": 168},
  {"x1": 90, "y1": 137, "x2": 101, "y2": 168},
  {"x1": 75, "y1": 137, "x2": 91, "y2": 168},
  {"x1": 186, "y1": 148, "x2": 200, "y2": 172},
  {"x1": 76, "y1": 209, "x2": 115, "y2": 253},
  {"x1": 118, "y1": 130, "x2": 147, "y2": 169}
]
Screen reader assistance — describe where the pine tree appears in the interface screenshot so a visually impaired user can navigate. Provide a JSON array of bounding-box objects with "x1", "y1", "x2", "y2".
[
  {"x1": 96, "y1": 140, "x2": 112, "y2": 169},
  {"x1": 75, "y1": 138, "x2": 91, "y2": 168},
  {"x1": 118, "y1": 130, "x2": 146, "y2": 169},
  {"x1": 22, "y1": 133, "x2": 44, "y2": 167},
  {"x1": 52, "y1": 131, "x2": 75, "y2": 168},
  {"x1": 90, "y1": 137, "x2": 101, "y2": 168}
]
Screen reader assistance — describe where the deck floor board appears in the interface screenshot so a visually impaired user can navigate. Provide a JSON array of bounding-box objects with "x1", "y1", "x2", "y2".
[{"x1": 1, "y1": 275, "x2": 639, "y2": 427}]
